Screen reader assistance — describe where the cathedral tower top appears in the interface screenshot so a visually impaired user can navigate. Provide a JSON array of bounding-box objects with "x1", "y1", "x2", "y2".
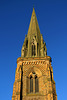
[{"x1": 21, "y1": 8, "x2": 47, "y2": 57}]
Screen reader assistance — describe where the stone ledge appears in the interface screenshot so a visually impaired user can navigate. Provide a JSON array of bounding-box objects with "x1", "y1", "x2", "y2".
[{"x1": 17, "y1": 56, "x2": 51, "y2": 63}]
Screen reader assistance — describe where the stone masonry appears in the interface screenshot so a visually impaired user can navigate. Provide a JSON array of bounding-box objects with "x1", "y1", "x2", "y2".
[{"x1": 12, "y1": 8, "x2": 57, "y2": 100}]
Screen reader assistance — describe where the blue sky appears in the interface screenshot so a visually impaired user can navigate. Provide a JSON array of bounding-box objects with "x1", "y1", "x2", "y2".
[{"x1": 0, "y1": 0, "x2": 67, "y2": 100}]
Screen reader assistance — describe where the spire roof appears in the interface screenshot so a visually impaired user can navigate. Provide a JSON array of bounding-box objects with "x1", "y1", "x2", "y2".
[
  {"x1": 21, "y1": 8, "x2": 47, "y2": 57},
  {"x1": 28, "y1": 8, "x2": 40, "y2": 36}
]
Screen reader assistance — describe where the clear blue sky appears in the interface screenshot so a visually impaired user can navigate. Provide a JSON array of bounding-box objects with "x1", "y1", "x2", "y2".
[{"x1": 0, "y1": 0, "x2": 67, "y2": 100}]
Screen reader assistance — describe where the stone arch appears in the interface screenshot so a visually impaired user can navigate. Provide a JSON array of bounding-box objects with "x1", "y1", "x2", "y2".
[
  {"x1": 26, "y1": 66, "x2": 42, "y2": 77},
  {"x1": 26, "y1": 67, "x2": 43, "y2": 94}
]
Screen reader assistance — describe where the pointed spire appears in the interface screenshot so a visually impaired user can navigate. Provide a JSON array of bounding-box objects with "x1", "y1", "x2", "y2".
[
  {"x1": 32, "y1": 8, "x2": 35, "y2": 16},
  {"x1": 21, "y1": 8, "x2": 47, "y2": 58},
  {"x1": 27, "y1": 8, "x2": 40, "y2": 36}
]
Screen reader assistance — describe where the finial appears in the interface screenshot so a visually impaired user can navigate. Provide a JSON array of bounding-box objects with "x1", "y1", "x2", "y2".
[
  {"x1": 32, "y1": 7, "x2": 35, "y2": 15},
  {"x1": 33, "y1": 4, "x2": 34, "y2": 9},
  {"x1": 33, "y1": 7, "x2": 35, "y2": 12},
  {"x1": 33, "y1": 4, "x2": 35, "y2": 12}
]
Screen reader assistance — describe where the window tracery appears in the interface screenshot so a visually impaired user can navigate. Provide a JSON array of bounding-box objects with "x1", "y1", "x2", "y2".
[{"x1": 27, "y1": 72, "x2": 39, "y2": 94}]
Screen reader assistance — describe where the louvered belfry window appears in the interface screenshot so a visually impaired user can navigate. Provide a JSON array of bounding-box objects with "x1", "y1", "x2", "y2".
[
  {"x1": 30, "y1": 76, "x2": 33, "y2": 93},
  {"x1": 32, "y1": 44, "x2": 36, "y2": 56},
  {"x1": 29, "y1": 74, "x2": 39, "y2": 93},
  {"x1": 35, "y1": 76, "x2": 39, "y2": 92}
]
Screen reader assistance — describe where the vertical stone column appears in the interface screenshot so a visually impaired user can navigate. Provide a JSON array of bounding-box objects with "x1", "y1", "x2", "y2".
[
  {"x1": 28, "y1": 78, "x2": 30, "y2": 93},
  {"x1": 28, "y1": 36, "x2": 30, "y2": 57},
  {"x1": 27, "y1": 78, "x2": 30, "y2": 94},
  {"x1": 23, "y1": 76, "x2": 27, "y2": 96},
  {"x1": 12, "y1": 82, "x2": 16, "y2": 100},
  {"x1": 36, "y1": 43, "x2": 37, "y2": 56},
  {"x1": 39, "y1": 77, "x2": 42, "y2": 94}
]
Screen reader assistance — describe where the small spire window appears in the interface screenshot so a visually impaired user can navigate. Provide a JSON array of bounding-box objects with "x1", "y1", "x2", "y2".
[{"x1": 32, "y1": 44, "x2": 36, "y2": 56}]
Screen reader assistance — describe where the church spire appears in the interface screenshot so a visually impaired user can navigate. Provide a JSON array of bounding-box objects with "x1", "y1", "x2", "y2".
[
  {"x1": 21, "y1": 8, "x2": 47, "y2": 57},
  {"x1": 12, "y1": 8, "x2": 57, "y2": 100},
  {"x1": 28, "y1": 8, "x2": 40, "y2": 36}
]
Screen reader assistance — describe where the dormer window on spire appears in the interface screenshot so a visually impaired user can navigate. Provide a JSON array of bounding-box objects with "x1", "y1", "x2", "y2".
[{"x1": 32, "y1": 43, "x2": 36, "y2": 56}]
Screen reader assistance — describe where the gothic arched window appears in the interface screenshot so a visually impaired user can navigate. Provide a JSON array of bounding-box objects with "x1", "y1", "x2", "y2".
[
  {"x1": 27, "y1": 73, "x2": 39, "y2": 94},
  {"x1": 35, "y1": 76, "x2": 39, "y2": 92},
  {"x1": 30, "y1": 76, "x2": 33, "y2": 93},
  {"x1": 32, "y1": 44, "x2": 36, "y2": 56}
]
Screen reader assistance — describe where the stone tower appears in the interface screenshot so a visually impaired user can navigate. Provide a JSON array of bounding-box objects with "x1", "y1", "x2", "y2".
[{"x1": 12, "y1": 8, "x2": 57, "y2": 100}]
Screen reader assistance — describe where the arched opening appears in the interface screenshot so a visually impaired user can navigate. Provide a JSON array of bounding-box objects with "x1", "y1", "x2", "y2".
[
  {"x1": 35, "y1": 76, "x2": 39, "y2": 93},
  {"x1": 30, "y1": 76, "x2": 33, "y2": 93},
  {"x1": 27, "y1": 67, "x2": 42, "y2": 94},
  {"x1": 32, "y1": 44, "x2": 36, "y2": 56}
]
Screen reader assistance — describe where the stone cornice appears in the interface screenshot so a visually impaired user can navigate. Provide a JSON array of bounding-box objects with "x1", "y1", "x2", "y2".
[{"x1": 17, "y1": 56, "x2": 51, "y2": 64}]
